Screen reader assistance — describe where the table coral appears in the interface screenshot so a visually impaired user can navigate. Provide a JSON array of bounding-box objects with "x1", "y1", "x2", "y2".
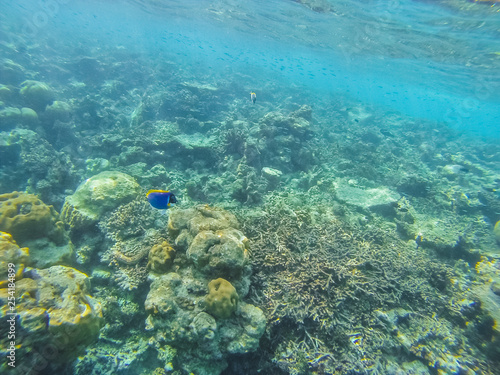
[
  {"x1": 205, "y1": 278, "x2": 239, "y2": 319},
  {"x1": 0, "y1": 265, "x2": 103, "y2": 373}
]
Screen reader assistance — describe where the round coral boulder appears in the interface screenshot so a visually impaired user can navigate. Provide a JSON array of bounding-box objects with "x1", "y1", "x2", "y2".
[
  {"x1": 61, "y1": 171, "x2": 141, "y2": 229},
  {"x1": 205, "y1": 278, "x2": 239, "y2": 319}
]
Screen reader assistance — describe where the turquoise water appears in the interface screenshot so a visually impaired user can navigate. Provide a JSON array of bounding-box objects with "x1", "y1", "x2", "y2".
[
  {"x1": 4, "y1": 0, "x2": 500, "y2": 136},
  {"x1": 1, "y1": 1, "x2": 500, "y2": 374}
]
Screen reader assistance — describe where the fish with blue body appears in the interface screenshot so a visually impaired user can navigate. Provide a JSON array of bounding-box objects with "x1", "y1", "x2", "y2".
[{"x1": 146, "y1": 189, "x2": 177, "y2": 211}]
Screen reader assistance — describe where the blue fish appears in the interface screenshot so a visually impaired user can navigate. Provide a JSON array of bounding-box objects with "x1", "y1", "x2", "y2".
[{"x1": 146, "y1": 189, "x2": 177, "y2": 210}]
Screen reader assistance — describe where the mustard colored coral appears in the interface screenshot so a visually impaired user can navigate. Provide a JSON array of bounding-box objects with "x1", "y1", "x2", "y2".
[
  {"x1": 147, "y1": 240, "x2": 175, "y2": 273},
  {"x1": 0, "y1": 265, "x2": 103, "y2": 364},
  {"x1": 0, "y1": 191, "x2": 66, "y2": 245},
  {"x1": 0, "y1": 232, "x2": 28, "y2": 287},
  {"x1": 205, "y1": 278, "x2": 239, "y2": 319}
]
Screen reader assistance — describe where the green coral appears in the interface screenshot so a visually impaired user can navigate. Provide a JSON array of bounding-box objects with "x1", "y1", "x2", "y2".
[{"x1": 205, "y1": 278, "x2": 239, "y2": 319}]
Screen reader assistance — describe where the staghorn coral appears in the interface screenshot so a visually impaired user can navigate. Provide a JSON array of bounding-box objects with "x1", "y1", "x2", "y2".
[
  {"x1": 205, "y1": 278, "x2": 239, "y2": 319},
  {"x1": 236, "y1": 190, "x2": 491, "y2": 374}
]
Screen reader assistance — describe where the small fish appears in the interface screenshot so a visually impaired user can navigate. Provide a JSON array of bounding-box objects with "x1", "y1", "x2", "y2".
[
  {"x1": 146, "y1": 189, "x2": 177, "y2": 210},
  {"x1": 250, "y1": 91, "x2": 256, "y2": 104}
]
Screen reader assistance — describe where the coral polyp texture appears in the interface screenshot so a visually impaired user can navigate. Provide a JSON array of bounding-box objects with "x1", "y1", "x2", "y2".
[
  {"x1": 0, "y1": 191, "x2": 65, "y2": 245},
  {"x1": 147, "y1": 240, "x2": 175, "y2": 273},
  {"x1": 205, "y1": 278, "x2": 239, "y2": 319},
  {"x1": 0, "y1": 232, "x2": 28, "y2": 287},
  {"x1": 0, "y1": 264, "x2": 103, "y2": 374}
]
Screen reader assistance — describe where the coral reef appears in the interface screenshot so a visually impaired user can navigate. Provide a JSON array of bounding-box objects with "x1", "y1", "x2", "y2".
[
  {"x1": 168, "y1": 205, "x2": 251, "y2": 293},
  {"x1": 0, "y1": 265, "x2": 103, "y2": 374},
  {"x1": 144, "y1": 271, "x2": 266, "y2": 375},
  {"x1": 0, "y1": 128, "x2": 77, "y2": 205},
  {"x1": 139, "y1": 206, "x2": 265, "y2": 374},
  {"x1": 205, "y1": 278, "x2": 239, "y2": 319},
  {"x1": 19, "y1": 80, "x2": 55, "y2": 111}
]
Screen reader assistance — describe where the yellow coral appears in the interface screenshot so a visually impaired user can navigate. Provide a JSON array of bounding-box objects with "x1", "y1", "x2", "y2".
[
  {"x1": 205, "y1": 278, "x2": 239, "y2": 319},
  {"x1": 0, "y1": 231, "x2": 29, "y2": 287},
  {"x1": 0, "y1": 191, "x2": 65, "y2": 245}
]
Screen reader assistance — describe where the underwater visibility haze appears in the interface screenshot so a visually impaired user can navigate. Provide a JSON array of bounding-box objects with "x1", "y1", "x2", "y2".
[{"x1": 1, "y1": 0, "x2": 500, "y2": 374}]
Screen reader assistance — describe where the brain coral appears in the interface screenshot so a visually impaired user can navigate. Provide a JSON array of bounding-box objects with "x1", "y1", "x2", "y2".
[
  {"x1": 0, "y1": 265, "x2": 103, "y2": 369},
  {"x1": 61, "y1": 171, "x2": 141, "y2": 230},
  {"x1": 0, "y1": 191, "x2": 66, "y2": 246},
  {"x1": 205, "y1": 278, "x2": 239, "y2": 319}
]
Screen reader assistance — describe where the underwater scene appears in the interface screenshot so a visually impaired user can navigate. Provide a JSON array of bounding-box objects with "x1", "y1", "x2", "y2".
[{"x1": 1, "y1": 0, "x2": 500, "y2": 374}]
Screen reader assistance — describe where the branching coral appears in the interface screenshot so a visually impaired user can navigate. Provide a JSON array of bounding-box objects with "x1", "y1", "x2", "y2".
[
  {"x1": 98, "y1": 197, "x2": 154, "y2": 242},
  {"x1": 236, "y1": 191, "x2": 476, "y2": 374}
]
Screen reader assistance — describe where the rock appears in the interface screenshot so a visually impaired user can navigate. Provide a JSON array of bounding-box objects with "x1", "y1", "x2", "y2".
[
  {"x1": 335, "y1": 183, "x2": 400, "y2": 216},
  {"x1": 261, "y1": 167, "x2": 282, "y2": 189}
]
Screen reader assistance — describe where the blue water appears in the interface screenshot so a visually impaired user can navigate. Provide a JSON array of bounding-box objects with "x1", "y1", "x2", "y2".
[{"x1": 3, "y1": 0, "x2": 500, "y2": 137}]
